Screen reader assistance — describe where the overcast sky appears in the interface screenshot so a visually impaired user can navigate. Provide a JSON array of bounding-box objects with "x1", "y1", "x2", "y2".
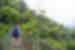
[{"x1": 24, "y1": 0, "x2": 74, "y2": 27}]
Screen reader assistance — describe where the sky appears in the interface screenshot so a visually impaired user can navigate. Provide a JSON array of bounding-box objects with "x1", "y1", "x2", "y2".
[{"x1": 24, "y1": 0, "x2": 74, "y2": 27}]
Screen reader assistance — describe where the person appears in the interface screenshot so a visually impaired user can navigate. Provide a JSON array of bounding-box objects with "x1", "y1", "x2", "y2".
[
  {"x1": 12, "y1": 25, "x2": 20, "y2": 39},
  {"x1": 11, "y1": 24, "x2": 22, "y2": 48}
]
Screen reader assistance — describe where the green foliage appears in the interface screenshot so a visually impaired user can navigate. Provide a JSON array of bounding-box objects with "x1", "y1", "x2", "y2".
[
  {"x1": 0, "y1": 6, "x2": 21, "y2": 23},
  {"x1": 0, "y1": 24, "x2": 9, "y2": 38},
  {"x1": 0, "y1": 0, "x2": 74, "y2": 50},
  {"x1": 63, "y1": 27, "x2": 75, "y2": 50}
]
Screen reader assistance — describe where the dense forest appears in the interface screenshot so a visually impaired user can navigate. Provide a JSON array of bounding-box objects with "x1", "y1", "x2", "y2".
[{"x1": 0, "y1": 0, "x2": 74, "y2": 50}]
